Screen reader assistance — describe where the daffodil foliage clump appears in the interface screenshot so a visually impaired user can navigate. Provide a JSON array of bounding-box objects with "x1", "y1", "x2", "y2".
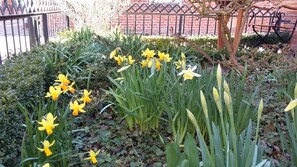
[
  {"x1": 20, "y1": 74, "x2": 100, "y2": 166},
  {"x1": 107, "y1": 48, "x2": 258, "y2": 145},
  {"x1": 108, "y1": 48, "x2": 173, "y2": 131}
]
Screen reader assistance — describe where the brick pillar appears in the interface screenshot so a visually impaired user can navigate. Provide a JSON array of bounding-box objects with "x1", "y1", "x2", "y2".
[{"x1": 281, "y1": 1, "x2": 297, "y2": 49}]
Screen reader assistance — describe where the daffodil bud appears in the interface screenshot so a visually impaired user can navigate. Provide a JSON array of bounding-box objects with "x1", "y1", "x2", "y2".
[
  {"x1": 117, "y1": 65, "x2": 131, "y2": 73},
  {"x1": 223, "y1": 80, "x2": 230, "y2": 96},
  {"x1": 217, "y1": 64, "x2": 222, "y2": 90},
  {"x1": 186, "y1": 109, "x2": 199, "y2": 130},
  {"x1": 181, "y1": 53, "x2": 186, "y2": 59},
  {"x1": 294, "y1": 82, "x2": 297, "y2": 99},
  {"x1": 200, "y1": 90, "x2": 208, "y2": 118},
  {"x1": 284, "y1": 99, "x2": 297, "y2": 112},
  {"x1": 213, "y1": 87, "x2": 222, "y2": 113},
  {"x1": 257, "y1": 99, "x2": 263, "y2": 122},
  {"x1": 223, "y1": 92, "x2": 232, "y2": 113}
]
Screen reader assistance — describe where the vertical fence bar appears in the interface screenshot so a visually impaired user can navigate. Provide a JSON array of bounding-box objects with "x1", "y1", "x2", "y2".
[
  {"x1": 175, "y1": 15, "x2": 178, "y2": 35},
  {"x1": 166, "y1": 15, "x2": 169, "y2": 36},
  {"x1": 17, "y1": 18, "x2": 22, "y2": 52},
  {"x1": 10, "y1": 19, "x2": 16, "y2": 53},
  {"x1": 150, "y1": 14, "x2": 153, "y2": 35},
  {"x1": 178, "y1": 14, "x2": 183, "y2": 35},
  {"x1": 143, "y1": 14, "x2": 145, "y2": 34},
  {"x1": 159, "y1": 15, "x2": 161, "y2": 35},
  {"x1": 3, "y1": 20, "x2": 9, "y2": 58},
  {"x1": 28, "y1": 17, "x2": 36, "y2": 48},
  {"x1": 126, "y1": 13, "x2": 128, "y2": 34},
  {"x1": 34, "y1": 18, "x2": 40, "y2": 45},
  {"x1": 42, "y1": 13, "x2": 49, "y2": 43},
  {"x1": 66, "y1": 15, "x2": 70, "y2": 29},
  {"x1": 206, "y1": 17, "x2": 210, "y2": 34},
  {"x1": 23, "y1": 17, "x2": 28, "y2": 51},
  {"x1": 190, "y1": 15, "x2": 194, "y2": 35},
  {"x1": 134, "y1": 14, "x2": 136, "y2": 34}
]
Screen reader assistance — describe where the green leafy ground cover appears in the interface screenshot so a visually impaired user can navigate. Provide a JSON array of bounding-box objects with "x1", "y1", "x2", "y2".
[{"x1": 0, "y1": 29, "x2": 296, "y2": 166}]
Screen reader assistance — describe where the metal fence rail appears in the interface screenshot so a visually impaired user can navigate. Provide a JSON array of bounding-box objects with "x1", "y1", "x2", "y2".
[
  {"x1": 123, "y1": 3, "x2": 274, "y2": 36},
  {"x1": 0, "y1": 0, "x2": 68, "y2": 64}
]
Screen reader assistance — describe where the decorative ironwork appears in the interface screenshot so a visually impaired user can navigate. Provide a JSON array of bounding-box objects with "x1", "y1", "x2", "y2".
[
  {"x1": 123, "y1": 3, "x2": 271, "y2": 36},
  {"x1": 0, "y1": 0, "x2": 60, "y2": 15},
  {"x1": 0, "y1": 0, "x2": 67, "y2": 64}
]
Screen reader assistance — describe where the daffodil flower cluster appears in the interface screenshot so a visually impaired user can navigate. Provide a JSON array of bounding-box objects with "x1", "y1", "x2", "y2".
[
  {"x1": 45, "y1": 74, "x2": 75, "y2": 101},
  {"x1": 110, "y1": 47, "x2": 135, "y2": 66},
  {"x1": 44, "y1": 74, "x2": 92, "y2": 116},
  {"x1": 36, "y1": 74, "x2": 97, "y2": 165},
  {"x1": 110, "y1": 47, "x2": 172, "y2": 72},
  {"x1": 140, "y1": 48, "x2": 172, "y2": 71}
]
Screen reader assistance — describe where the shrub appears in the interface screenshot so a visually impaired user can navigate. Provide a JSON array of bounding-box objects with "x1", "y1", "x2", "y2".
[
  {"x1": 0, "y1": 28, "x2": 115, "y2": 166},
  {"x1": 0, "y1": 52, "x2": 46, "y2": 166}
]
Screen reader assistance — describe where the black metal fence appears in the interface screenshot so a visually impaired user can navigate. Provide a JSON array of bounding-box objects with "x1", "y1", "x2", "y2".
[
  {"x1": 123, "y1": 3, "x2": 276, "y2": 36},
  {"x1": 0, "y1": 0, "x2": 69, "y2": 64}
]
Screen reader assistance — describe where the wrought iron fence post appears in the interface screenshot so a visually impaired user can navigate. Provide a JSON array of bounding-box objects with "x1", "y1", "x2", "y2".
[
  {"x1": 179, "y1": 14, "x2": 183, "y2": 35},
  {"x1": 28, "y1": 17, "x2": 37, "y2": 47},
  {"x1": 66, "y1": 15, "x2": 70, "y2": 29},
  {"x1": 42, "y1": 13, "x2": 49, "y2": 43}
]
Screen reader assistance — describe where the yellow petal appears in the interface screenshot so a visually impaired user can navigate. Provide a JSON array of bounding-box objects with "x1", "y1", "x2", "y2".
[
  {"x1": 38, "y1": 127, "x2": 46, "y2": 131},
  {"x1": 42, "y1": 163, "x2": 50, "y2": 167},
  {"x1": 37, "y1": 147, "x2": 44, "y2": 152},
  {"x1": 285, "y1": 99, "x2": 297, "y2": 112}
]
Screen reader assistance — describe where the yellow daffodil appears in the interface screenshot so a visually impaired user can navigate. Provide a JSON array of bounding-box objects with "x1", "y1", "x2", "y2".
[
  {"x1": 285, "y1": 99, "x2": 297, "y2": 112},
  {"x1": 158, "y1": 51, "x2": 171, "y2": 62},
  {"x1": 142, "y1": 48, "x2": 155, "y2": 59},
  {"x1": 37, "y1": 113, "x2": 58, "y2": 135},
  {"x1": 177, "y1": 66, "x2": 201, "y2": 81},
  {"x1": 45, "y1": 86, "x2": 62, "y2": 101},
  {"x1": 155, "y1": 59, "x2": 161, "y2": 71},
  {"x1": 114, "y1": 55, "x2": 127, "y2": 65},
  {"x1": 128, "y1": 55, "x2": 135, "y2": 65},
  {"x1": 141, "y1": 60, "x2": 148, "y2": 68},
  {"x1": 85, "y1": 149, "x2": 100, "y2": 164},
  {"x1": 110, "y1": 47, "x2": 120, "y2": 59},
  {"x1": 42, "y1": 163, "x2": 50, "y2": 167},
  {"x1": 55, "y1": 74, "x2": 70, "y2": 85},
  {"x1": 80, "y1": 89, "x2": 92, "y2": 103},
  {"x1": 70, "y1": 100, "x2": 86, "y2": 116},
  {"x1": 37, "y1": 140, "x2": 55, "y2": 157}
]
